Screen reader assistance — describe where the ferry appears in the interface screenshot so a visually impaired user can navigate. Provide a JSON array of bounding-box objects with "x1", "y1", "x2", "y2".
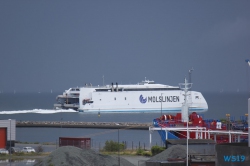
[
  {"x1": 53, "y1": 88, "x2": 80, "y2": 110},
  {"x1": 78, "y1": 79, "x2": 208, "y2": 113}
]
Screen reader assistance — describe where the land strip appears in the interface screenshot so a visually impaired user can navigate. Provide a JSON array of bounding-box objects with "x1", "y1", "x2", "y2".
[{"x1": 16, "y1": 121, "x2": 152, "y2": 130}]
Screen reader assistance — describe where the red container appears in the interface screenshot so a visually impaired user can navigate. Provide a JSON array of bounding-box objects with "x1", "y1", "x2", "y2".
[
  {"x1": 59, "y1": 137, "x2": 91, "y2": 149},
  {"x1": 0, "y1": 128, "x2": 6, "y2": 148}
]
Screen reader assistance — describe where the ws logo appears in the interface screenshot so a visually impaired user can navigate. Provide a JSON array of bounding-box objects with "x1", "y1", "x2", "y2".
[
  {"x1": 224, "y1": 155, "x2": 245, "y2": 162},
  {"x1": 139, "y1": 95, "x2": 147, "y2": 104}
]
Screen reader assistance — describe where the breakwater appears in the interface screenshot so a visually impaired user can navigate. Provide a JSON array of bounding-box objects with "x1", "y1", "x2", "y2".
[{"x1": 16, "y1": 121, "x2": 152, "y2": 130}]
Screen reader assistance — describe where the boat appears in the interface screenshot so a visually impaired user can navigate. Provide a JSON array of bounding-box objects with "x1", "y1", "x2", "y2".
[
  {"x1": 78, "y1": 79, "x2": 208, "y2": 113},
  {"x1": 53, "y1": 88, "x2": 80, "y2": 110},
  {"x1": 152, "y1": 112, "x2": 248, "y2": 144}
]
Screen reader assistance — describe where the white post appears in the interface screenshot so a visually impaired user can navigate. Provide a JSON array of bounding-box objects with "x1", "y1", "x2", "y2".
[
  {"x1": 8, "y1": 119, "x2": 11, "y2": 148},
  {"x1": 187, "y1": 120, "x2": 189, "y2": 166},
  {"x1": 248, "y1": 99, "x2": 250, "y2": 147},
  {"x1": 149, "y1": 128, "x2": 152, "y2": 149},
  {"x1": 161, "y1": 93, "x2": 163, "y2": 147},
  {"x1": 179, "y1": 78, "x2": 192, "y2": 166},
  {"x1": 195, "y1": 127, "x2": 198, "y2": 139},
  {"x1": 229, "y1": 131, "x2": 231, "y2": 143},
  {"x1": 165, "y1": 129, "x2": 168, "y2": 141}
]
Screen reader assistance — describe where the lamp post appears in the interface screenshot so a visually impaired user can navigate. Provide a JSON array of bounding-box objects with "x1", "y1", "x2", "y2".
[
  {"x1": 9, "y1": 119, "x2": 11, "y2": 166},
  {"x1": 160, "y1": 93, "x2": 163, "y2": 147},
  {"x1": 179, "y1": 78, "x2": 192, "y2": 166},
  {"x1": 186, "y1": 118, "x2": 189, "y2": 166},
  {"x1": 118, "y1": 129, "x2": 120, "y2": 166}
]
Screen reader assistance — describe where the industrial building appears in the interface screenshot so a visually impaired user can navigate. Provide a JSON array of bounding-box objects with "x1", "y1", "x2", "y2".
[{"x1": 0, "y1": 119, "x2": 16, "y2": 149}]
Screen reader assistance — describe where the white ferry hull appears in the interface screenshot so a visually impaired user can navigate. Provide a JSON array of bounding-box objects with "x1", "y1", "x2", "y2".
[{"x1": 79, "y1": 89, "x2": 208, "y2": 113}]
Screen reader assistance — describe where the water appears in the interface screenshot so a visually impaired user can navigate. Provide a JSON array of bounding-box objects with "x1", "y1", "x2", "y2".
[{"x1": 0, "y1": 92, "x2": 248, "y2": 149}]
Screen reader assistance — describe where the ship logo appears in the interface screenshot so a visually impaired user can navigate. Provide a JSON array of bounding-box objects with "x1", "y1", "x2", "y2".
[{"x1": 139, "y1": 95, "x2": 147, "y2": 104}]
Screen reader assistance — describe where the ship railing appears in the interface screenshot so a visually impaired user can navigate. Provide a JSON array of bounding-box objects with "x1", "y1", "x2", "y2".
[
  {"x1": 153, "y1": 119, "x2": 205, "y2": 128},
  {"x1": 83, "y1": 85, "x2": 111, "y2": 88}
]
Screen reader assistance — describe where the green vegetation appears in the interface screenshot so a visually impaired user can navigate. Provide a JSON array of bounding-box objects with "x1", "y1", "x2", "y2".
[
  {"x1": 15, "y1": 141, "x2": 56, "y2": 145},
  {"x1": 0, "y1": 142, "x2": 165, "y2": 161},
  {"x1": 101, "y1": 140, "x2": 165, "y2": 157},
  {"x1": 0, "y1": 152, "x2": 50, "y2": 160},
  {"x1": 151, "y1": 145, "x2": 165, "y2": 156},
  {"x1": 103, "y1": 140, "x2": 125, "y2": 152},
  {"x1": 136, "y1": 148, "x2": 143, "y2": 155}
]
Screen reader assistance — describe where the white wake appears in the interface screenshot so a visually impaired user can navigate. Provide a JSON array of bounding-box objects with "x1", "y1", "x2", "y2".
[{"x1": 0, "y1": 109, "x2": 77, "y2": 114}]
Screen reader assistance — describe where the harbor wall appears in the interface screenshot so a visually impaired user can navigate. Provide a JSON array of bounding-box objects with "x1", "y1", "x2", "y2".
[{"x1": 16, "y1": 121, "x2": 150, "y2": 130}]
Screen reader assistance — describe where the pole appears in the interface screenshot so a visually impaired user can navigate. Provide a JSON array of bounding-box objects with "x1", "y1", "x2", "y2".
[
  {"x1": 118, "y1": 129, "x2": 120, "y2": 166},
  {"x1": 161, "y1": 93, "x2": 163, "y2": 146},
  {"x1": 187, "y1": 119, "x2": 188, "y2": 166},
  {"x1": 179, "y1": 78, "x2": 192, "y2": 166},
  {"x1": 189, "y1": 68, "x2": 194, "y2": 90},
  {"x1": 102, "y1": 75, "x2": 104, "y2": 86},
  {"x1": 9, "y1": 119, "x2": 11, "y2": 166}
]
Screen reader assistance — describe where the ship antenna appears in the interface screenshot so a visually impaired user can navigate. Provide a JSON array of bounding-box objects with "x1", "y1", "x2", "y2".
[
  {"x1": 188, "y1": 67, "x2": 194, "y2": 90},
  {"x1": 245, "y1": 60, "x2": 250, "y2": 94},
  {"x1": 103, "y1": 75, "x2": 105, "y2": 86}
]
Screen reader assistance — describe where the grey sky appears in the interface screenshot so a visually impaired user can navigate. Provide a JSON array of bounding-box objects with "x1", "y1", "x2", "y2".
[{"x1": 0, "y1": 0, "x2": 250, "y2": 93}]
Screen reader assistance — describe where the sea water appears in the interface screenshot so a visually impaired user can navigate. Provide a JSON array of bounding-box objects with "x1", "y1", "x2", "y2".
[{"x1": 0, "y1": 92, "x2": 248, "y2": 150}]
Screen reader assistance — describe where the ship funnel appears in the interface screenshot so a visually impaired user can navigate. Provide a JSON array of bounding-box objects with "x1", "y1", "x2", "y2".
[
  {"x1": 116, "y1": 82, "x2": 118, "y2": 92},
  {"x1": 111, "y1": 83, "x2": 114, "y2": 92}
]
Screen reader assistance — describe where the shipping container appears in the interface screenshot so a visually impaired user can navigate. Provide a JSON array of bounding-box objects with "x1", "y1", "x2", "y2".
[
  {"x1": 59, "y1": 137, "x2": 91, "y2": 149},
  {"x1": 0, "y1": 128, "x2": 7, "y2": 148}
]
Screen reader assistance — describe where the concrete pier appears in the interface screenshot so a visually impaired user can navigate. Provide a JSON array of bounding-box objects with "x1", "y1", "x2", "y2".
[{"x1": 16, "y1": 121, "x2": 151, "y2": 130}]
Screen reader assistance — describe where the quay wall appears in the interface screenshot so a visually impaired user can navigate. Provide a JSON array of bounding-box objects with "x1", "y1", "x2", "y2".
[{"x1": 16, "y1": 121, "x2": 151, "y2": 130}]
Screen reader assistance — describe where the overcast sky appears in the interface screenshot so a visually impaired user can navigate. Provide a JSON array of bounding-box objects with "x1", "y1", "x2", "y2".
[{"x1": 0, "y1": 0, "x2": 250, "y2": 93}]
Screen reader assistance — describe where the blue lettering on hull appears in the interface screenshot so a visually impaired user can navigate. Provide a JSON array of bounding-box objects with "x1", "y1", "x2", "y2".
[{"x1": 145, "y1": 96, "x2": 179, "y2": 103}]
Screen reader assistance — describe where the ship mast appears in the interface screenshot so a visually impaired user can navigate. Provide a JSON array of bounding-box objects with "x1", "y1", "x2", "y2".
[
  {"x1": 179, "y1": 78, "x2": 192, "y2": 166},
  {"x1": 179, "y1": 78, "x2": 192, "y2": 122}
]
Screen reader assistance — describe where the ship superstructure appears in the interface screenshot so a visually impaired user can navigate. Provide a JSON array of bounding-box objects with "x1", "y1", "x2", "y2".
[
  {"x1": 78, "y1": 79, "x2": 208, "y2": 113},
  {"x1": 54, "y1": 88, "x2": 80, "y2": 110}
]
